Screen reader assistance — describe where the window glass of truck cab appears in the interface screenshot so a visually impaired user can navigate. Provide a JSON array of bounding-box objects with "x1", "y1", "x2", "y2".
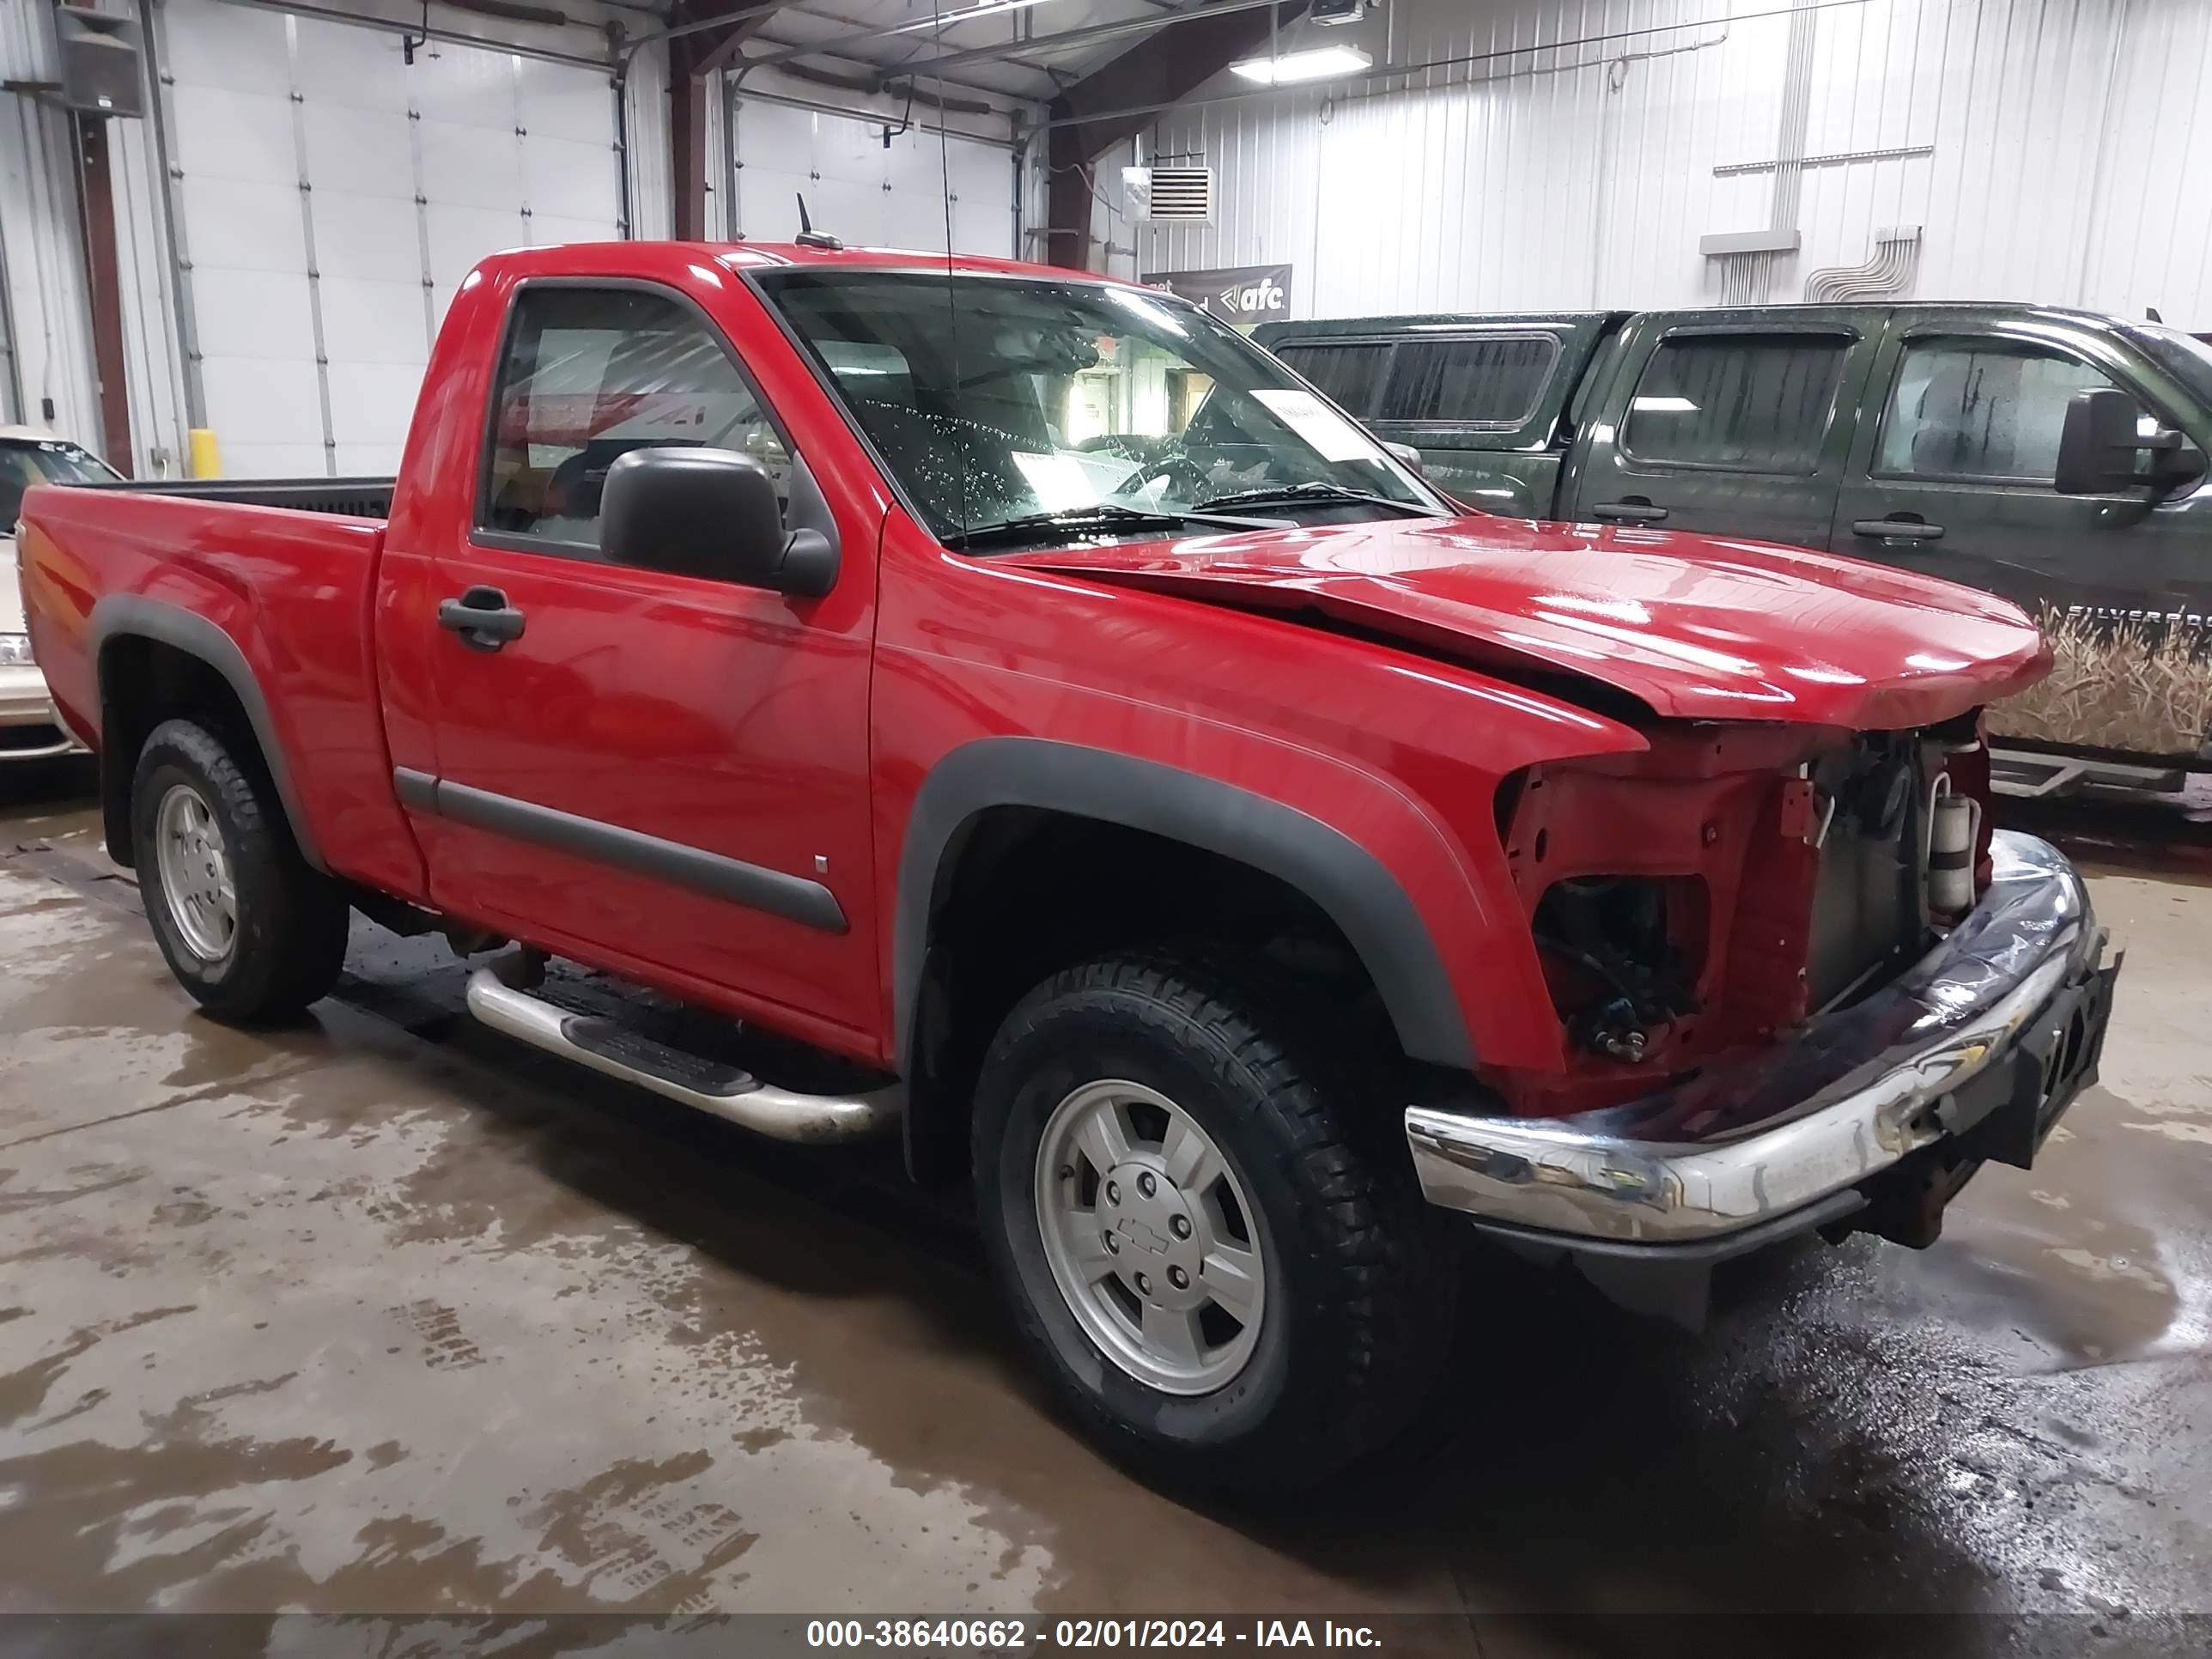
[
  {"x1": 1875, "y1": 337, "x2": 2130, "y2": 485},
  {"x1": 1273, "y1": 335, "x2": 1562, "y2": 428},
  {"x1": 480, "y1": 285, "x2": 789, "y2": 549},
  {"x1": 1376, "y1": 335, "x2": 1559, "y2": 426},
  {"x1": 757, "y1": 270, "x2": 1431, "y2": 544},
  {"x1": 1274, "y1": 343, "x2": 1389, "y2": 414},
  {"x1": 1622, "y1": 332, "x2": 1848, "y2": 473}
]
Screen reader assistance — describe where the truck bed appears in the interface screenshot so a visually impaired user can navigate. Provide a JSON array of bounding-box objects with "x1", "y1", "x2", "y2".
[
  {"x1": 76, "y1": 476, "x2": 395, "y2": 520},
  {"x1": 17, "y1": 479, "x2": 424, "y2": 902}
]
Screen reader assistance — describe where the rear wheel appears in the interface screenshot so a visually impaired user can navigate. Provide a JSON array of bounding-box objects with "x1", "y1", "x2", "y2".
[
  {"x1": 132, "y1": 717, "x2": 349, "y2": 1022},
  {"x1": 972, "y1": 955, "x2": 1453, "y2": 1490}
]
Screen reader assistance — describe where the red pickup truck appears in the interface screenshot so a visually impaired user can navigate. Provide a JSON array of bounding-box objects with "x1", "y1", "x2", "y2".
[{"x1": 17, "y1": 240, "x2": 2118, "y2": 1488}]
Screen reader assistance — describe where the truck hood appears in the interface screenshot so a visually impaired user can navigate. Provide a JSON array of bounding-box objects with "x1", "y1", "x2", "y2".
[{"x1": 1005, "y1": 514, "x2": 2050, "y2": 728}]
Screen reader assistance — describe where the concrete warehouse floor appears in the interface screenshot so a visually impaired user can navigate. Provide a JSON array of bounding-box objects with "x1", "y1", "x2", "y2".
[{"x1": 1, "y1": 759, "x2": 2208, "y2": 1653}]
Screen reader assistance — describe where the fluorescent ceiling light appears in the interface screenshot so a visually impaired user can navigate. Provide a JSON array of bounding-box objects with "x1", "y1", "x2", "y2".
[{"x1": 1229, "y1": 44, "x2": 1372, "y2": 84}]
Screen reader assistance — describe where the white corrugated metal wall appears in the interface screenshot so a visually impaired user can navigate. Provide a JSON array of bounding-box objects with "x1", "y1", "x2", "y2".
[
  {"x1": 1141, "y1": 0, "x2": 2212, "y2": 327},
  {"x1": 27, "y1": 0, "x2": 2212, "y2": 474},
  {"x1": 0, "y1": 0, "x2": 648, "y2": 477},
  {"x1": 156, "y1": 0, "x2": 625, "y2": 477},
  {"x1": 719, "y1": 67, "x2": 1019, "y2": 255},
  {"x1": 138, "y1": 5, "x2": 1024, "y2": 477},
  {"x1": 110, "y1": 73, "x2": 191, "y2": 476},
  {"x1": 0, "y1": 0, "x2": 103, "y2": 444},
  {"x1": 624, "y1": 37, "x2": 675, "y2": 244}
]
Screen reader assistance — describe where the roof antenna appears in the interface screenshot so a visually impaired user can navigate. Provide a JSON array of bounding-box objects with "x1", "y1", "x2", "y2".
[{"x1": 794, "y1": 193, "x2": 842, "y2": 252}]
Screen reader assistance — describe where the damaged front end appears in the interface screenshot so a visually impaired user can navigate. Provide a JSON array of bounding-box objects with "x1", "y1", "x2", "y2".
[
  {"x1": 1486, "y1": 713, "x2": 1991, "y2": 1115},
  {"x1": 1410, "y1": 712, "x2": 2118, "y2": 1326}
]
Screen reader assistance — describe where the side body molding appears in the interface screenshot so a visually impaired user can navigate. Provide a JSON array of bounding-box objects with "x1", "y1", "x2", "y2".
[
  {"x1": 893, "y1": 737, "x2": 1476, "y2": 1073},
  {"x1": 396, "y1": 768, "x2": 849, "y2": 934},
  {"x1": 88, "y1": 594, "x2": 327, "y2": 872}
]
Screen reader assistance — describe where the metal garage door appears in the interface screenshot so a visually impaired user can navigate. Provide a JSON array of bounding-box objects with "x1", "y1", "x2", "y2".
[
  {"x1": 731, "y1": 94, "x2": 1012, "y2": 258},
  {"x1": 159, "y1": 0, "x2": 619, "y2": 477}
]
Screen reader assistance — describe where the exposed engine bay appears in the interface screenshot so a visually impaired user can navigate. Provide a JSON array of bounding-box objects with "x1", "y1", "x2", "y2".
[
  {"x1": 1492, "y1": 713, "x2": 1991, "y2": 1115},
  {"x1": 1530, "y1": 875, "x2": 1698, "y2": 1065},
  {"x1": 1804, "y1": 729, "x2": 1942, "y2": 1014}
]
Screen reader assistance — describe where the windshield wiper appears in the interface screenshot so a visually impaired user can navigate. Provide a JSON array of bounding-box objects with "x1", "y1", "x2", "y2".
[
  {"x1": 942, "y1": 502, "x2": 1290, "y2": 550},
  {"x1": 1193, "y1": 481, "x2": 1449, "y2": 518}
]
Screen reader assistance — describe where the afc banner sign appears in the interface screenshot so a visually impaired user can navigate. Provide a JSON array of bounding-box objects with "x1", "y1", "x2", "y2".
[{"x1": 1141, "y1": 264, "x2": 1294, "y2": 327}]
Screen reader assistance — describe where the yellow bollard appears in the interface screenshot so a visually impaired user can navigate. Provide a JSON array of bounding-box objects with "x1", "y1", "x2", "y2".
[{"x1": 186, "y1": 428, "x2": 221, "y2": 478}]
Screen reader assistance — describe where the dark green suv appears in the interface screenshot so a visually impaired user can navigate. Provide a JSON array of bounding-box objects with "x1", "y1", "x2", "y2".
[{"x1": 1256, "y1": 305, "x2": 2212, "y2": 789}]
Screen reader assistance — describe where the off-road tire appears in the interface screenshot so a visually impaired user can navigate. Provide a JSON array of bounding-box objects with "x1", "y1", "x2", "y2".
[
  {"x1": 132, "y1": 717, "x2": 349, "y2": 1022},
  {"x1": 972, "y1": 954, "x2": 1455, "y2": 1491}
]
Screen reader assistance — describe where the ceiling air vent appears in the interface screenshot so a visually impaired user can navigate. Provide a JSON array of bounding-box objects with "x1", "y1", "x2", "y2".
[{"x1": 1128, "y1": 166, "x2": 1215, "y2": 224}]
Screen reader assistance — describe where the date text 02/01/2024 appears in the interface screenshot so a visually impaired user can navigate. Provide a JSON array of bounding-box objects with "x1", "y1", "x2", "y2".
[{"x1": 804, "y1": 1619, "x2": 1383, "y2": 1649}]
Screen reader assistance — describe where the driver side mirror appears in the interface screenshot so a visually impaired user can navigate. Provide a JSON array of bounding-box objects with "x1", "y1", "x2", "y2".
[
  {"x1": 1383, "y1": 440, "x2": 1426, "y2": 475},
  {"x1": 2055, "y1": 387, "x2": 2205, "y2": 496},
  {"x1": 599, "y1": 447, "x2": 837, "y2": 597}
]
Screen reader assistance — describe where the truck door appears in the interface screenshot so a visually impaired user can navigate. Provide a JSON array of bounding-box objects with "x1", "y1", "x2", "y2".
[
  {"x1": 1561, "y1": 313, "x2": 1875, "y2": 546},
  {"x1": 1830, "y1": 314, "x2": 2212, "y2": 760},
  {"x1": 413, "y1": 276, "x2": 881, "y2": 1051}
]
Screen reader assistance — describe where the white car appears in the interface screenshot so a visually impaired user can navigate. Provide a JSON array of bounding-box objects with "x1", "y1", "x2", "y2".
[{"x1": 2, "y1": 427, "x2": 119, "y2": 761}]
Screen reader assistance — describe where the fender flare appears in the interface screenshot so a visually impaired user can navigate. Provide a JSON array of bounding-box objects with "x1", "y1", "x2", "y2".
[
  {"x1": 88, "y1": 594, "x2": 327, "y2": 872},
  {"x1": 892, "y1": 737, "x2": 1475, "y2": 1073}
]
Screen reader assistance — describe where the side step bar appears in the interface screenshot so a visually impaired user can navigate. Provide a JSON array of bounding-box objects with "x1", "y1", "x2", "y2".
[
  {"x1": 465, "y1": 962, "x2": 900, "y2": 1144},
  {"x1": 1989, "y1": 745, "x2": 2186, "y2": 799}
]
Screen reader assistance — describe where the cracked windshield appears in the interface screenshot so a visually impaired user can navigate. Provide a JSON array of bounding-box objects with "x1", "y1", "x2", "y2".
[{"x1": 757, "y1": 269, "x2": 1441, "y2": 548}]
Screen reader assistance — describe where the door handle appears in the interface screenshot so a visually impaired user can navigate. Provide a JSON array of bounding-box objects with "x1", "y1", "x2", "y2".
[
  {"x1": 437, "y1": 586, "x2": 527, "y2": 651},
  {"x1": 1591, "y1": 497, "x2": 1669, "y2": 524},
  {"x1": 1852, "y1": 517, "x2": 1945, "y2": 543}
]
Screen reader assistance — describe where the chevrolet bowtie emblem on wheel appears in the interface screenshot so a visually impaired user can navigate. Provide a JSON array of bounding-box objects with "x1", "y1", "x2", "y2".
[{"x1": 1115, "y1": 1215, "x2": 1172, "y2": 1257}]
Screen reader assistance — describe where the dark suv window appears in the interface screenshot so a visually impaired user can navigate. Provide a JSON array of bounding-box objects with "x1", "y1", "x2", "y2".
[
  {"x1": 1273, "y1": 343, "x2": 1389, "y2": 416},
  {"x1": 1876, "y1": 337, "x2": 2127, "y2": 484},
  {"x1": 480, "y1": 285, "x2": 787, "y2": 548},
  {"x1": 0, "y1": 441, "x2": 117, "y2": 535},
  {"x1": 1376, "y1": 334, "x2": 1559, "y2": 426},
  {"x1": 1623, "y1": 333, "x2": 1849, "y2": 473}
]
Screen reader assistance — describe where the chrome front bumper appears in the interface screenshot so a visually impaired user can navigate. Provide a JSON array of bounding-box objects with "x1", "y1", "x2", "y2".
[
  {"x1": 1407, "y1": 831, "x2": 2113, "y2": 1248},
  {"x1": 0, "y1": 665, "x2": 87, "y2": 761}
]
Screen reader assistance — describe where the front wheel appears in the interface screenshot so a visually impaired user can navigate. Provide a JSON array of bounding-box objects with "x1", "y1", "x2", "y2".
[
  {"x1": 972, "y1": 956, "x2": 1453, "y2": 1490},
  {"x1": 132, "y1": 717, "x2": 349, "y2": 1022}
]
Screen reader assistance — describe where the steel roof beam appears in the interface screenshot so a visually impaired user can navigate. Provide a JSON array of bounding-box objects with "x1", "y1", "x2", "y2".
[
  {"x1": 743, "y1": 0, "x2": 1081, "y2": 71},
  {"x1": 884, "y1": 0, "x2": 1285, "y2": 82},
  {"x1": 1042, "y1": 0, "x2": 1305, "y2": 269}
]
